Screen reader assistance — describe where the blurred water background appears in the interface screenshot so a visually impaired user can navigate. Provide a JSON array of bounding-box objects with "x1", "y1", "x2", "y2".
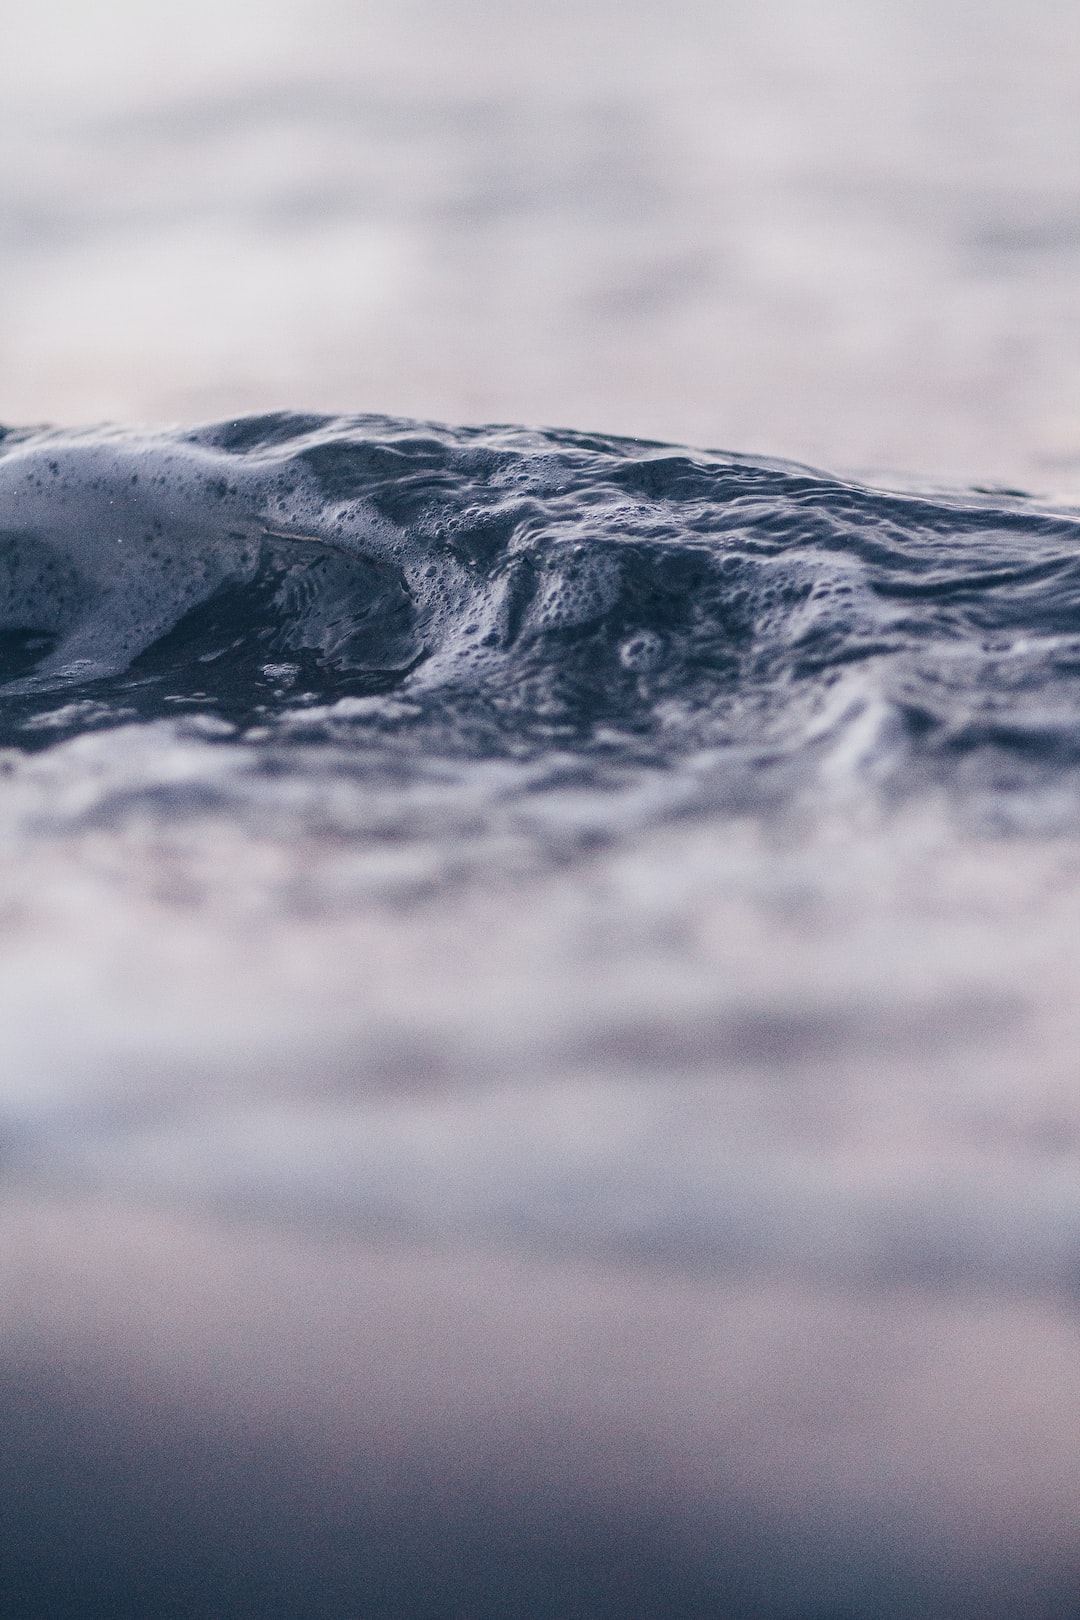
[
  {"x1": 4, "y1": 0, "x2": 1080, "y2": 491},
  {"x1": 4, "y1": 4, "x2": 1080, "y2": 1618}
]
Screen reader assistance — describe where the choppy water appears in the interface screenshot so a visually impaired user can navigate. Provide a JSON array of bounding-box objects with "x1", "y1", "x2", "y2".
[
  {"x1": 4, "y1": 414, "x2": 1080, "y2": 1616},
  {"x1": 6, "y1": 411, "x2": 1080, "y2": 781}
]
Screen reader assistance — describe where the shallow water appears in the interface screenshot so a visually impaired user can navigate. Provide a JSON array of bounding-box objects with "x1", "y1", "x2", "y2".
[{"x1": 3, "y1": 415, "x2": 1080, "y2": 1615}]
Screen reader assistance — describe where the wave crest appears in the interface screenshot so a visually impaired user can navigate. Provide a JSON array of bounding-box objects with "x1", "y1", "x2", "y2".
[{"x1": 1, "y1": 412, "x2": 1079, "y2": 811}]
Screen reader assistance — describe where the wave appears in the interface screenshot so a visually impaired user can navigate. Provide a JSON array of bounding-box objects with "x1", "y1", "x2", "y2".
[
  {"x1": 2, "y1": 412, "x2": 1080, "y2": 825},
  {"x1": 5, "y1": 415, "x2": 1080, "y2": 1620}
]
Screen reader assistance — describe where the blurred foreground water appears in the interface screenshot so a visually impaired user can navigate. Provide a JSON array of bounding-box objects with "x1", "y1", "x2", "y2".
[{"x1": 3, "y1": 4, "x2": 1080, "y2": 1617}]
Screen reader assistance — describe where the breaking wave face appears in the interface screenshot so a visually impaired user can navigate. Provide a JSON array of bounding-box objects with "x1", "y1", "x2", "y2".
[{"x1": 3, "y1": 410, "x2": 1080, "y2": 828}]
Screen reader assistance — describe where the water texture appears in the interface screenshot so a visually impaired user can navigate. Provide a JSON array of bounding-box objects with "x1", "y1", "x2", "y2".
[
  {"x1": 7, "y1": 4, "x2": 1080, "y2": 1614},
  {"x1": 4, "y1": 416, "x2": 1080, "y2": 1617},
  {"x1": 3, "y1": 412, "x2": 1080, "y2": 791}
]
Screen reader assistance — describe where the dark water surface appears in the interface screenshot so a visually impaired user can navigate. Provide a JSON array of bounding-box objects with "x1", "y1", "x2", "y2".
[
  {"x1": 5, "y1": 412, "x2": 1080, "y2": 792},
  {"x1": 3, "y1": 415, "x2": 1080, "y2": 1617}
]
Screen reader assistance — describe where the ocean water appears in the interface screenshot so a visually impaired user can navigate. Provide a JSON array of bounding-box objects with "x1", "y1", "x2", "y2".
[
  {"x1": 5, "y1": 0, "x2": 1080, "y2": 492},
  {"x1": 3, "y1": 414, "x2": 1080, "y2": 1616},
  {"x1": 5, "y1": 1, "x2": 1080, "y2": 1615}
]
